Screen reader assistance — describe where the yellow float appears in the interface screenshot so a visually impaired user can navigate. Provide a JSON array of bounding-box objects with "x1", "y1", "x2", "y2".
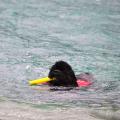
[{"x1": 29, "y1": 77, "x2": 53, "y2": 85}]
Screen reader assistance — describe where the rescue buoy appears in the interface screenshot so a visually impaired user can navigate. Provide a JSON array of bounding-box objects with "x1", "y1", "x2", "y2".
[
  {"x1": 29, "y1": 77, "x2": 52, "y2": 85},
  {"x1": 77, "y1": 79, "x2": 92, "y2": 87}
]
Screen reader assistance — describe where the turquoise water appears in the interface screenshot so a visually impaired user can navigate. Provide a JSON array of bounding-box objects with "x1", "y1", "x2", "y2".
[{"x1": 0, "y1": 0, "x2": 120, "y2": 109}]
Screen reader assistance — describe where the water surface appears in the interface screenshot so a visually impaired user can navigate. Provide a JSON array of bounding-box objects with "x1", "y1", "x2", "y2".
[{"x1": 0, "y1": 0, "x2": 120, "y2": 117}]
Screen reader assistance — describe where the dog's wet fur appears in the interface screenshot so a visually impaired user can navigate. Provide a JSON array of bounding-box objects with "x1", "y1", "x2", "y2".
[{"x1": 48, "y1": 61, "x2": 78, "y2": 87}]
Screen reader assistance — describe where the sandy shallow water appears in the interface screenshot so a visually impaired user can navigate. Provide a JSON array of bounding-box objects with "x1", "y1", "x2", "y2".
[{"x1": 0, "y1": 99, "x2": 103, "y2": 120}]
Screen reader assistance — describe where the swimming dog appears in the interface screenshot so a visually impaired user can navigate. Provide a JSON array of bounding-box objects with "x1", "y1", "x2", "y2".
[{"x1": 48, "y1": 61, "x2": 93, "y2": 87}]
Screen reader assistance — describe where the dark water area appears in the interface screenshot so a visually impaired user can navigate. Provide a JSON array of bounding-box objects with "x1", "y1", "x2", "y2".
[{"x1": 0, "y1": 0, "x2": 120, "y2": 112}]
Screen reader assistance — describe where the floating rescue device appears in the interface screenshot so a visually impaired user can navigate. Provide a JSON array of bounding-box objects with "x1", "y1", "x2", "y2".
[
  {"x1": 29, "y1": 77, "x2": 52, "y2": 85},
  {"x1": 77, "y1": 79, "x2": 92, "y2": 87}
]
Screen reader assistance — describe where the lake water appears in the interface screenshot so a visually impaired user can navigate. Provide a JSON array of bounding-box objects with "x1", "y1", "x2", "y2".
[{"x1": 0, "y1": 0, "x2": 120, "y2": 119}]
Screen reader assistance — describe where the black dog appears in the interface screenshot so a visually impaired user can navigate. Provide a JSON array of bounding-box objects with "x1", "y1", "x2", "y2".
[{"x1": 48, "y1": 61, "x2": 78, "y2": 87}]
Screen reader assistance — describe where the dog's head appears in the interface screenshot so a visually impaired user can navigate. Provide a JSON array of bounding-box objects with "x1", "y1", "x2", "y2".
[{"x1": 48, "y1": 61, "x2": 77, "y2": 87}]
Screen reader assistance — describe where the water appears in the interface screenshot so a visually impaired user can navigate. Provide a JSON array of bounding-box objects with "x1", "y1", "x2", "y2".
[{"x1": 0, "y1": 0, "x2": 120, "y2": 119}]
